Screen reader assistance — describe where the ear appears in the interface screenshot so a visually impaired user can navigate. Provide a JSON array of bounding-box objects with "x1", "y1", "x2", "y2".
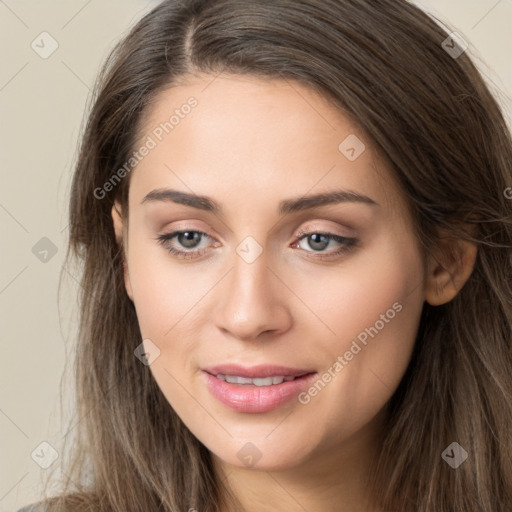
[
  {"x1": 424, "y1": 228, "x2": 477, "y2": 306},
  {"x1": 111, "y1": 201, "x2": 134, "y2": 302}
]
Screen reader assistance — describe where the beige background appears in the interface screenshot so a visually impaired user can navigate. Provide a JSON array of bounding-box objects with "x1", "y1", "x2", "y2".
[{"x1": 1, "y1": 1, "x2": 511, "y2": 510}]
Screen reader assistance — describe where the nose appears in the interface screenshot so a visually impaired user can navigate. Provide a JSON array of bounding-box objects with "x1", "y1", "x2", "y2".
[{"x1": 213, "y1": 249, "x2": 293, "y2": 341}]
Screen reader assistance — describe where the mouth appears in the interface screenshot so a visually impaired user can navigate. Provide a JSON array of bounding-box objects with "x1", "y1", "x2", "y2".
[
  {"x1": 212, "y1": 374, "x2": 301, "y2": 386},
  {"x1": 201, "y1": 364, "x2": 317, "y2": 413},
  {"x1": 202, "y1": 363, "x2": 315, "y2": 379}
]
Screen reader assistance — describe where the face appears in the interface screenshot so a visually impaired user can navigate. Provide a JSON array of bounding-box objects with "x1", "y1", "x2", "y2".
[{"x1": 113, "y1": 73, "x2": 427, "y2": 472}]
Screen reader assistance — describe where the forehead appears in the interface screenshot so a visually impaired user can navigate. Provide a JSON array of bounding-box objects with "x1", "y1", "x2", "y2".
[{"x1": 128, "y1": 73, "x2": 408, "y2": 221}]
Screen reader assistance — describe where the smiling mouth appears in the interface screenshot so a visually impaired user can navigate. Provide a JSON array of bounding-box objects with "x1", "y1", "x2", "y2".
[
  {"x1": 212, "y1": 373, "x2": 303, "y2": 386},
  {"x1": 202, "y1": 370, "x2": 318, "y2": 413}
]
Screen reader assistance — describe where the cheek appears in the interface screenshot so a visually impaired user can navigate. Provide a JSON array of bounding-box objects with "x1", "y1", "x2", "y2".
[
  {"x1": 126, "y1": 237, "x2": 208, "y2": 338},
  {"x1": 292, "y1": 229, "x2": 424, "y2": 348},
  {"x1": 126, "y1": 241, "x2": 212, "y2": 413},
  {"x1": 298, "y1": 232, "x2": 425, "y2": 433}
]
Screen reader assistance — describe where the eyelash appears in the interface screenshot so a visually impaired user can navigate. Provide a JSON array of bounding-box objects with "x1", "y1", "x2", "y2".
[{"x1": 155, "y1": 228, "x2": 358, "y2": 261}]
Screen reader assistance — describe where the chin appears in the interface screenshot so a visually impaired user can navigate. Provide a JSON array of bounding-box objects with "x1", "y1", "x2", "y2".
[{"x1": 210, "y1": 437, "x2": 313, "y2": 471}]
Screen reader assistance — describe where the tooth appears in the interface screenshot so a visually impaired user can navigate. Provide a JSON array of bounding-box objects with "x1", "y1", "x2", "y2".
[
  {"x1": 225, "y1": 375, "x2": 253, "y2": 384},
  {"x1": 215, "y1": 374, "x2": 296, "y2": 386},
  {"x1": 253, "y1": 377, "x2": 274, "y2": 386}
]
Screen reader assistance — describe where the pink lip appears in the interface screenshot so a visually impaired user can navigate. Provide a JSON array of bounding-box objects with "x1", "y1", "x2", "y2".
[{"x1": 202, "y1": 365, "x2": 317, "y2": 413}]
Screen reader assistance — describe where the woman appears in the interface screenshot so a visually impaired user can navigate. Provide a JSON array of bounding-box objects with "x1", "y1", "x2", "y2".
[{"x1": 19, "y1": 0, "x2": 512, "y2": 510}]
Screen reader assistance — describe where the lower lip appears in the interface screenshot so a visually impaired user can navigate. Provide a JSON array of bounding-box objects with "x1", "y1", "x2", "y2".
[{"x1": 202, "y1": 371, "x2": 317, "y2": 413}]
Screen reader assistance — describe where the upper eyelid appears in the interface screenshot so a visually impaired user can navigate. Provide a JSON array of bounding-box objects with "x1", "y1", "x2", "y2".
[
  {"x1": 161, "y1": 219, "x2": 354, "y2": 239},
  {"x1": 160, "y1": 228, "x2": 348, "y2": 239}
]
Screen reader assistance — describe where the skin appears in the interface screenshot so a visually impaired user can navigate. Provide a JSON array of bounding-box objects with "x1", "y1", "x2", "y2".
[{"x1": 112, "y1": 73, "x2": 477, "y2": 512}]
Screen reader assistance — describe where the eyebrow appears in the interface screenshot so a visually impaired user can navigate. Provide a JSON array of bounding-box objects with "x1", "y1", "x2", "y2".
[{"x1": 140, "y1": 187, "x2": 378, "y2": 214}]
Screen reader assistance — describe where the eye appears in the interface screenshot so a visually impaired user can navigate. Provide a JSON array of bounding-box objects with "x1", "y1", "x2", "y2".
[
  {"x1": 293, "y1": 229, "x2": 358, "y2": 260},
  {"x1": 154, "y1": 228, "x2": 358, "y2": 261},
  {"x1": 155, "y1": 230, "x2": 217, "y2": 259}
]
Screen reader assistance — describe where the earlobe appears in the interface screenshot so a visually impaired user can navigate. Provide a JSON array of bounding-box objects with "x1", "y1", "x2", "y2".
[
  {"x1": 111, "y1": 202, "x2": 134, "y2": 302},
  {"x1": 424, "y1": 236, "x2": 478, "y2": 306}
]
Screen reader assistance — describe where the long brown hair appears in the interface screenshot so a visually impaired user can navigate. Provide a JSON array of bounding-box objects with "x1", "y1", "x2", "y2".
[{"x1": 35, "y1": 0, "x2": 512, "y2": 510}]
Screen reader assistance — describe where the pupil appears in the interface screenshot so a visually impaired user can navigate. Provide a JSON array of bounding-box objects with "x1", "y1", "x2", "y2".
[
  {"x1": 179, "y1": 232, "x2": 200, "y2": 248},
  {"x1": 309, "y1": 233, "x2": 328, "y2": 251}
]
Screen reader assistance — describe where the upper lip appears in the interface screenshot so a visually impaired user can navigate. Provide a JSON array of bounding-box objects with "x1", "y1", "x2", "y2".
[{"x1": 202, "y1": 364, "x2": 316, "y2": 378}]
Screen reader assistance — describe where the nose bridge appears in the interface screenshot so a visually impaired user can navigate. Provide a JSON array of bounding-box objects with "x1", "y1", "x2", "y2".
[
  {"x1": 229, "y1": 232, "x2": 273, "y2": 299},
  {"x1": 233, "y1": 243, "x2": 271, "y2": 300},
  {"x1": 213, "y1": 239, "x2": 292, "y2": 340},
  {"x1": 230, "y1": 242, "x2": 275, "y2": 314}
]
